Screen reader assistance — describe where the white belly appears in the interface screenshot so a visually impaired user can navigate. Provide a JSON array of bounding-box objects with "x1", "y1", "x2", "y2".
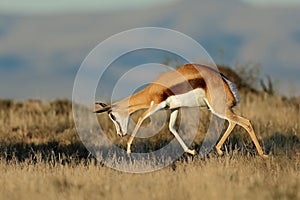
[{"x1": 165, "y1": 88, "x2": 207, "y2": 109}]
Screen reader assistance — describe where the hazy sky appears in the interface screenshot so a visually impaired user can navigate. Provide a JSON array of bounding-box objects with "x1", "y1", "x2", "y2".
[
  {"x1": 242, "y1": 0, "x2": 300, "y2": 6},
  {"x1": 0, "y1": 0, "x2": 300, "y2": 100},
  {"x1": 0, "y1": 0, "x2": 179, "y2": 14},
  {"x1": 0, "y1": 0, "x2": 300, "y2": 14}
]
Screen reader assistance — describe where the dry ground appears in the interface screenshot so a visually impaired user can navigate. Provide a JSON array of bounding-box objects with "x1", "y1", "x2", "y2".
[{"x1": 0, "y1": 92, "x2": 299, "y2": 200}]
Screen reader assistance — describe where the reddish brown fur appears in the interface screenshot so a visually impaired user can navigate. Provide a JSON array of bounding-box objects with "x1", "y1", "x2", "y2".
[{"x1": 118, "y1": 64, "x2": 237, "y2": 114}]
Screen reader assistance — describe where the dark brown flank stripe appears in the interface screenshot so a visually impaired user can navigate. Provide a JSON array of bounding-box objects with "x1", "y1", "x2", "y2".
[{"x1": 158, "y1": 78, "x2": 207, "y2": 101}]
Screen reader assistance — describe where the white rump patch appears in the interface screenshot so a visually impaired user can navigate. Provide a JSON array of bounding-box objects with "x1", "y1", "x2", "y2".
[
  {"x1": 165, "y1": 88, "x2": 207, "y2": 109},
  {"x1": 222, "y1": 76, "x2": 240, "y2": 104}
]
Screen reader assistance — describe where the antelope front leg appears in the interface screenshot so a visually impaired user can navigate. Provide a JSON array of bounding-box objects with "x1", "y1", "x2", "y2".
[
  {"x1": 169, "y1": 109, "x2": 196, "y2": 155},
  {"x1": 126, "y1": 124, "x2": 141, "y2": 154},
  {"x1": 126, "y1": 101, "x2": 157, "y2": 154}
]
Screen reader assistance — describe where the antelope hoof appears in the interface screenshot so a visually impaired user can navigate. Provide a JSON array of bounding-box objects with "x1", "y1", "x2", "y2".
[
  {"x1": 126, "y1": 144, "x2": 131, "y2": 154},
  {"x1": 186, "y1": 149, "x2": 196, "y2": 156},
  {"x1": 215, "y1": 147, "x2": 223, "y2": 156},
  {"x1": 261, "y1": 154, "x2": 268, "y2": 159}
]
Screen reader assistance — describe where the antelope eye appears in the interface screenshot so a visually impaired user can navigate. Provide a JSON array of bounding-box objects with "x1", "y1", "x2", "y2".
[{"x1": 109, "y1": 113, "x2": 116, "y2": 120}]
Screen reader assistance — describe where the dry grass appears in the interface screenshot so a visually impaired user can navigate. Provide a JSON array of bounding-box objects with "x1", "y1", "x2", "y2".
[
  {"x1": 0, "y1": 154, "x2": 299, "y2": 200},
  {"x1": 0, "y1": 91, "x2": 299, "y2": 200}
]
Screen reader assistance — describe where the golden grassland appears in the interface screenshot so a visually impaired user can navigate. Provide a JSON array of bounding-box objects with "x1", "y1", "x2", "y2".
[
  {"x1": 0, "y1": 91, "x2": 299, "y2": 200},
  {"x1": 1, "y1": 155, "x2": 299, "y2": 200}
]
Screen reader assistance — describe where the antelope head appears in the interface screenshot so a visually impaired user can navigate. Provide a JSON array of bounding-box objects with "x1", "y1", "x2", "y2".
[{"x1": 94, "y1": 101, "x2": 129, "y2": 137}]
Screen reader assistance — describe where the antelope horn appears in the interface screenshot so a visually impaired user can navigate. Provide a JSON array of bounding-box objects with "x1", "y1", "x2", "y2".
[{"x1": 93, "y1": 101, "x2": 111, "y2": 113}]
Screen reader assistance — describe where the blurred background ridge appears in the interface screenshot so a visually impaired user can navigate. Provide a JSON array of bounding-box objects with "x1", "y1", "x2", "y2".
[{"x1": 0, "y1": 0, "x2": 299, "y2": 100}]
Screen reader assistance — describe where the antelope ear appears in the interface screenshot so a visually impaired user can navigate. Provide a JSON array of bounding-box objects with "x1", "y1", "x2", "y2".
[{"x1": 93, "y1": 101, "x2": 111, "y2": 113}]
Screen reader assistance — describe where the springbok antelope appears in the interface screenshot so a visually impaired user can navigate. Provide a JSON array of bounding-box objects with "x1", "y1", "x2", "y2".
[{"x1": 94, "y1": 64, "x2": 268, "y2": 158}]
